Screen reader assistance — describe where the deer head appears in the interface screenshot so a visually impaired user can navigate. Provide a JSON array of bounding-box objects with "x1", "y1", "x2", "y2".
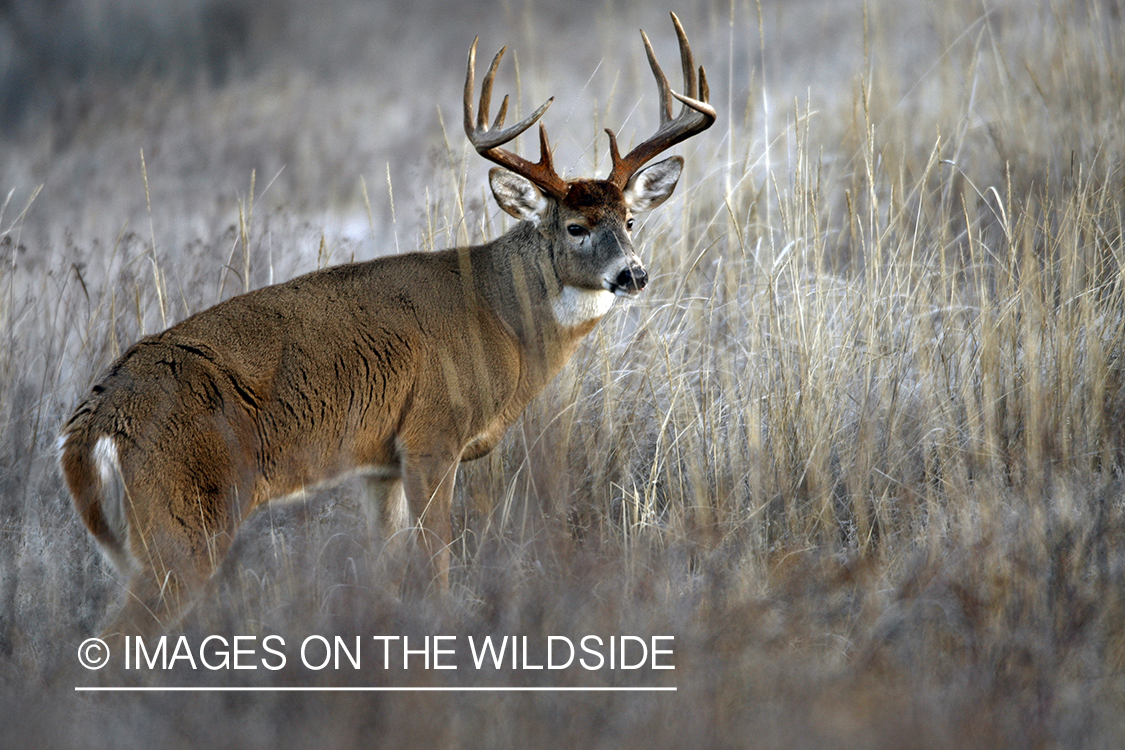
[{"x1": 463, "y1": 12, "x2": 715, "y2": 321}]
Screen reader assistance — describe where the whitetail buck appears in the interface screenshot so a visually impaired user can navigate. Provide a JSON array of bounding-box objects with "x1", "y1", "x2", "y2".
[{"x1": 60, "y1": 13, "x2": 714, "y2": 637}]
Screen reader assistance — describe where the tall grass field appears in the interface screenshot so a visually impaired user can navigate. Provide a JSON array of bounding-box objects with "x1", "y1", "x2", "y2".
[{"x1": 2, "y1": 0, "x2": 1124, "y2": 746}]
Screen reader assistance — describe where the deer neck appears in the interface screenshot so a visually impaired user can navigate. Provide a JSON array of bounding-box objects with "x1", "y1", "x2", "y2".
[{"x1": 473, "y1": 222, "x2": 606, "y2": 377}]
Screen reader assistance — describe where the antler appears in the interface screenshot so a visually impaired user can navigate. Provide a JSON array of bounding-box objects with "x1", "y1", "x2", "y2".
[
  {"x1": 464, "y1": 38, "x2": 568, "y2": 201},
  {"x1": 605, "y1": 12, "x2": 716, "y2": 189}
]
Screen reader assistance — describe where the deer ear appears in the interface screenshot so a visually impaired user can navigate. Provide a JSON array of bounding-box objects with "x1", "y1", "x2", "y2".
[
  {"x1": 490, "y1": 168, "x2": 550, "y2": 222},
  {"x1": 623, "y1": 156, "x2": 683, "y2": 213}
]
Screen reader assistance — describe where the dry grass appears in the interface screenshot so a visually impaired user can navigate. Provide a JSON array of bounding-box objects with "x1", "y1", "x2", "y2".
[{"x1": 2, "y1": 0, "x2": 1125, "y2": 747}]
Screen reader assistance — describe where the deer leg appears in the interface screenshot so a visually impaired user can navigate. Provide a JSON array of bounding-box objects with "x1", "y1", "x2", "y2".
[
  {"x1": 101, "y1": 482, "x2": 235, "y2": 641},
  {"x1": 101, "y1": 562, "x2": 202, "y2": 643},
  {"x1": 99, "y1": 535, "x2": 222, "y2": 645},
  {"x1": 358, "y1": 475, "x2": 412, "y2": 591},
  {"x1": 400, "y1": 453, "x2": 459, "y2": 594},
  {"x1": 358, "y1": 475, "x2": 407, "y2": 541}
]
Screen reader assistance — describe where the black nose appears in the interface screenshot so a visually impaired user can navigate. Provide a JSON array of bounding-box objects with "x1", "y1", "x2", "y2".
[{"x1": 616, "y1": 266, "x2": 648, "y2": 292}]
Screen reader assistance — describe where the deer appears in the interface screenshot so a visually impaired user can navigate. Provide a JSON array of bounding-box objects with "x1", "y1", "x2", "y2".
[{"x1": 59, "y1": 12, "x2": 714, "y2": 638}]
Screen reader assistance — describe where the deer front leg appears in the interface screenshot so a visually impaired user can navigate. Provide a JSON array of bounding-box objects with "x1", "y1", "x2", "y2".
[
  {"x1": 359, "y1": 475, "x2": 407, "y2": 542},
  {"x1": 400, "y1": 451, "x2": 460, "y2": 593},
  {"x1": 358, "y1": 475, "x2": 413, "y2": 592}
]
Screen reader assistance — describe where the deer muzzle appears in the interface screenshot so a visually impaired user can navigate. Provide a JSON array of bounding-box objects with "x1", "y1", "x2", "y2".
[{"x1": 614, "y1": 265, "x2": 648, "y2": 294}]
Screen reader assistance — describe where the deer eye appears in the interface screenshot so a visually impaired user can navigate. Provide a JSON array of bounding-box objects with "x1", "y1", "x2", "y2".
[
  {"x1": 567, "y1": 224, "x2": 588, "y2": 237},
  {"x1": 626, "y1": 218, "x2": 635, "y2": 231}
]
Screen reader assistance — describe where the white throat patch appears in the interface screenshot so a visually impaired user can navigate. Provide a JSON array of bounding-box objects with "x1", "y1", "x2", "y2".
[{"x1": 551, "y1": 286, "x2": 616, "y2": 328}]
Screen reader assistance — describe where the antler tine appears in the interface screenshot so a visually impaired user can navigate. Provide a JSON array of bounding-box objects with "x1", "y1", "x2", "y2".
[
  {"x1": 606, "y1": 12, "x2": 716, "y2": 189},
  {"x1": 671, "y1": 12, "x2": 697, "y2": 102},
  {"x1": 464, "y1": 37, "x2": 567, "y2": 200},
  {"x1": 639, "y1": 30, "x2": 674, "y2": 124},
  {"x1": 493, "y1": 95, "x2": 509, "y2": 131},
  {"x1": 464, "y1": 38, "x2": 481, "y2": 137},
  {"x1": 475, "y1": 43, "x2": 500, "y2": 131}
]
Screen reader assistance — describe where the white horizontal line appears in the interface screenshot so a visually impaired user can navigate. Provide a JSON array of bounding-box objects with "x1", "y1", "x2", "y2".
[{"x1": 75, "y1": 686, "x2": 677, "y2": 693}]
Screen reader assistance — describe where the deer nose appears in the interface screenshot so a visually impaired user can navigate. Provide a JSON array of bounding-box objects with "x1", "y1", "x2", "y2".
[{"x1": 616, "y1": 265, "x2": 648, "y2": 293}]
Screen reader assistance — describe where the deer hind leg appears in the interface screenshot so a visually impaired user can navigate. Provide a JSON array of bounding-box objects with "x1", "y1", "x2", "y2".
[
  {"x1": 101, "y1": 557, "x2": 207, "y2": 643},
  {"x1": 100, "y1": 484, "x2": 236, "y2": 641}
]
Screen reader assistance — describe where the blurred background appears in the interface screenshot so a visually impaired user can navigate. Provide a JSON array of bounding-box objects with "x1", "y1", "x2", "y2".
[
  {"x1": 0, "y1": 0, "x2": 919, "y2": 255},
  {"x1": 1, "y1": 1, "x2": 725, "y2": 239}
]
